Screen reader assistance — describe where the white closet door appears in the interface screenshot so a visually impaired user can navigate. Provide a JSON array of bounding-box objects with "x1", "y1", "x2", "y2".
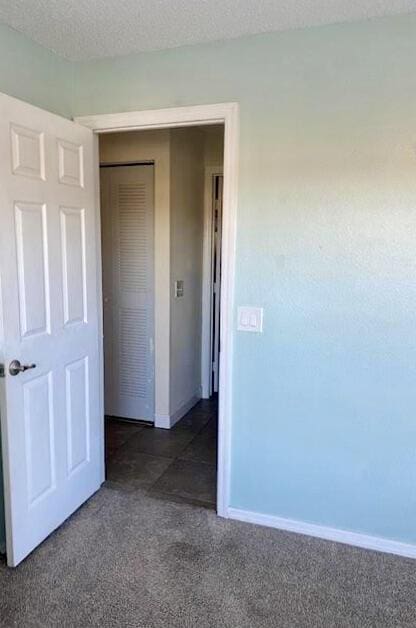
[
  {"x1": 0, "y1": 91, "x2": 102, "y2": 566},
  {"x1": 101, "y1": 165, "x2": 154, "y2": 421}
]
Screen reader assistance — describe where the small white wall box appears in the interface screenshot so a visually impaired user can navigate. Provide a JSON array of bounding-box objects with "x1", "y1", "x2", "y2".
[
  {"x1": 175, "y1": 280, "x2": 184, "y2": 298},
  {"x1": 237, "y1": 306, "x2": 263, "y2": 332}
]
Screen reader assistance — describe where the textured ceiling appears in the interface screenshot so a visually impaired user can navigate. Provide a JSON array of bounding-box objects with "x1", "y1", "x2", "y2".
[{"x1": 1, "y1": 0, "x2": 416, "y2": 61}]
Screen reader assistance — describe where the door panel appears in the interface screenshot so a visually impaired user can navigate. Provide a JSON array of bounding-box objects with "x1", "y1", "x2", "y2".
[
  {"x1": 11, "y1": 124, "x2": 46, "y2": 181},
  {"x1": 15, "y1": 202, "x2": 50, "y2": 337},
  {"x1": 65, "y1": 357, "x2": 90, "y2": 475},
  {"x1": 23, "y1": 372, "x2": 55, "y2": 506},
  {"x1": 0, "y1": 91, "x2": 103, "y2": 566},
  {"x1": 58, "y1": 140, "x2": 84, "y2": 187},
  {"x1": 100, "y1": 165, "x2": 154, "y2": 421},
  {"x1": 60, "y1": 207, "x2": 87, "y2": 325}
]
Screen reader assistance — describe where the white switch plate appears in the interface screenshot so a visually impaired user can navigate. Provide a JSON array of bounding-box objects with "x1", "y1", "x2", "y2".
[
  {"x1": 237, "y1": 306, "x2": 263, "y2": 333},
  {"x1": 174, "y1": 280, "x2": 184, "y2": 298}
]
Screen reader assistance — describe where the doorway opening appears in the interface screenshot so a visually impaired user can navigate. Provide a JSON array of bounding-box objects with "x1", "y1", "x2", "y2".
[
  {"x1": 0, "y1": 99, "x2": 237, "y2": 566},
  {"x1": 99, "y1": 125, "x2": 224, "y2": 509}
]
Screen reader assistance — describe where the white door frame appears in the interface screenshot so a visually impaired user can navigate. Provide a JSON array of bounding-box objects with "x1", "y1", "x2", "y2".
[
  {"x1": 201, "y1": 166, "x2": 223, "y2": 399},
  {"x1": 75, "y1": 103, "x2": 239, "y2": 518}
]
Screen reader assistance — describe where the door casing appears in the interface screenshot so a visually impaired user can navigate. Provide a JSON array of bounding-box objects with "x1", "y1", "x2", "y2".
[{"x1": 75, "y1": 103, "x2": 239, "y2": 518}]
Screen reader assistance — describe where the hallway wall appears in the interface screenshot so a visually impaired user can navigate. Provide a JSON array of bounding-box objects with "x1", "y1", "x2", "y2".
[
  {"x1": 99, "y1": 130, "x2": 171, "y2": 420},
  {"x1": 99, "y1": 128, "x2": 210, "y2": 426},
  {"x1": 169, "y1": 128, "x2": 205, "y2": 418}
]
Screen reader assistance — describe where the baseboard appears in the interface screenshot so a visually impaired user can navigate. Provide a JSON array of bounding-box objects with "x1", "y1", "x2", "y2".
[
  {"x1": 201, "y1": 386, "x2": 210, "y2": 400},
  {"x1": 227, "y1": 507, "x2": 416, "y2": 560},
  {"x1": 155, "y1": 391, "x2": 201, "y2": 429},
  {"x1": 153, "y1": 414, "x2": 171, "y2": 429}
]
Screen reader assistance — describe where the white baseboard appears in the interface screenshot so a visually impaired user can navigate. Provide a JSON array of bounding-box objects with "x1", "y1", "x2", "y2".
[
  {"x1": 154, "y1": 414, "x2": 172, "y2": 429},
  {"x1": 227, "y1": 507, "x2": 416, "y2": 560},
  {"x1": 155, "y1": 391, "x2": 201, "y2": 429},
  {"x1": 201, "y1": 386, "x2": 210, "y2": 399}
]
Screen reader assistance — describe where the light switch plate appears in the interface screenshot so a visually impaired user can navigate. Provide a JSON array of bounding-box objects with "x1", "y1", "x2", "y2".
[
  {"x1": 174, "y1": 280, "x2": 184, "y2": 298},
  {"x1": 237, "y1": 306, "x2": 263, "y2": 333}
]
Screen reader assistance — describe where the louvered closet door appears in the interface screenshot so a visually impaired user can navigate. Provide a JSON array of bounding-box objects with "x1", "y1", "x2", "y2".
[{"x1": 101, "y1": 165, "x2": 154, "y2": 421}]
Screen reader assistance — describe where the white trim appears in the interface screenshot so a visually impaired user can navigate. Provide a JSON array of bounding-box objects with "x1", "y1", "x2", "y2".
[
  {"x1": 154, "y1": 414, "x2": 173, "y2": 430},
  {"x1": 201, "y1": 166, "x2": 223, "y2": 399},
  {"x1": 76, "y1": 103, "x2": 239, "y2": 518},
  {"x1": 155, "y1": 392, "x2": 201, "y2": 430},
  {"x1": 92, "y1": 134, "x2": 105, "y2": 484},
  {"x1": 228, "y1": 508, "x2": 416, "y2": 559},
  {"x1": 75, "y1": 103, "x2": 230, "y2": 133}
]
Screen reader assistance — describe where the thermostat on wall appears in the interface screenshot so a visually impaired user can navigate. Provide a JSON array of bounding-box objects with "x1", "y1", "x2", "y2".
[{"x1": 175, "y1": 280, "x2": 184, "y2": 298}]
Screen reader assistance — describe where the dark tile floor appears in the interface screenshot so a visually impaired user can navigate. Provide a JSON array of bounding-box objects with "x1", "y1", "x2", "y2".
[{"x1": 105, "y1": 397, "x2": 218, "y2": 509}]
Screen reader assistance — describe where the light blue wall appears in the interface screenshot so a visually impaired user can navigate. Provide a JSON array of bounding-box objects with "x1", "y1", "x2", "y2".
[
  {"x1": 1, "y1": 14, "x2": 416, "y2": 547},
  {"x1": 73, "y1": 14, "x2": 416, "y2": 545},
  {"x1": 0, "y1": 23, "x2": 73, "y2": 116}
]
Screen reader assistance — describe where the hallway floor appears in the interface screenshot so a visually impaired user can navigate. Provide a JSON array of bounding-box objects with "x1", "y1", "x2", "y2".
[{"x1": 105, "y1": 398, "x2": 218, "y2": 508}]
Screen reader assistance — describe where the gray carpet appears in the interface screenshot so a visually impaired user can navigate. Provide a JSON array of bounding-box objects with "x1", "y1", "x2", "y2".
[{"x1": 1, "y1": 484, "x2": 416, "y2": 627}]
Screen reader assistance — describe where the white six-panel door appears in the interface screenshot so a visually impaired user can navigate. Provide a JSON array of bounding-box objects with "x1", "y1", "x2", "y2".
[{"x1": 0, "y1": 92, "x2": 103, "y2": 566}]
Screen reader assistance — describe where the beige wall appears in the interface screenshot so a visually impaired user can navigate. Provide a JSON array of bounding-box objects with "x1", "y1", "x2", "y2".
[
  {"x1": 203, "y1": 125, "x2": 224, "y2": 168},
  {"x1": 169, "y1": 128, "x2": 205, "y2": 416},
  {"x1": 99, "y1": 130, "x2": 171, "y2": 419},
  {"x1": 99, "y1": 126, "x2": 223, "y2": 424}
]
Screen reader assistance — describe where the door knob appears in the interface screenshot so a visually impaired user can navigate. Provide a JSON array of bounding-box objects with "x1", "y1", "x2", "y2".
[{"x1": 9, "y1": 360, "x2": 36, "y2": 376}]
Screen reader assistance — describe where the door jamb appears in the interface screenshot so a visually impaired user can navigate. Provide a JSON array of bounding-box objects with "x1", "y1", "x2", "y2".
[
  {"x1": 75, "y1": 103, "x2": 239, "y2": 518},
  {"x1": 201, "y1": 166, "x2": 223, "y2": 399}
]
